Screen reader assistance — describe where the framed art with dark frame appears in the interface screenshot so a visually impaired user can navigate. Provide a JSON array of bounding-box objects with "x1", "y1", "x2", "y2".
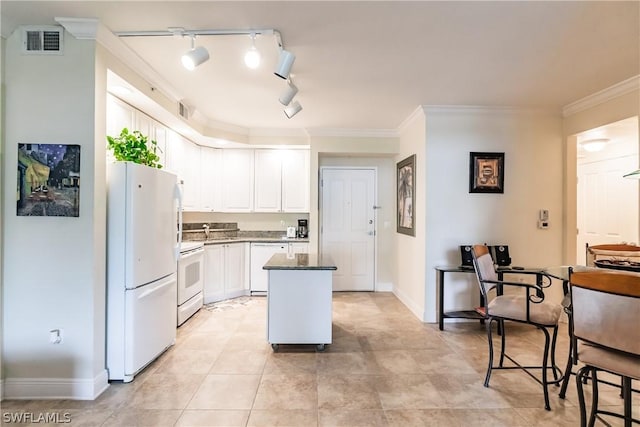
[
  {"x1": 397, "y1": 154, "x2": 416, "y2": 236},
  {"x1": 469, "y1": 152, "x2": 504, "y2": 194}
]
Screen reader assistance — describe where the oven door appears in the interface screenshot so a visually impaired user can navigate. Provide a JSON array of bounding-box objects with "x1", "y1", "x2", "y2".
[{"x1": 178, "y1": 247, "x2": 204, "y2": 305}]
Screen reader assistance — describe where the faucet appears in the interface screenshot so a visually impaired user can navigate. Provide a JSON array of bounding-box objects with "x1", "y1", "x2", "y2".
[{"x1": 203, "y1": 223, "x2": 210, "y2": 239}]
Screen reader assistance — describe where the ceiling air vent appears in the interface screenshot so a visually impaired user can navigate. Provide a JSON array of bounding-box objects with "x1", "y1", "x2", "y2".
[
  {"x1": 179, "y1": 102, "x2": 190, "y2": 120},
  {"x1": 22, "y1": 26, "x2": 63, "y2": 54}
]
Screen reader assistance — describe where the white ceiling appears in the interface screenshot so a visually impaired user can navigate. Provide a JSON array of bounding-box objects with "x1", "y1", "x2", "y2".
[{"x1": 2, "y1": 1, "x2": 639, "y2": 135}]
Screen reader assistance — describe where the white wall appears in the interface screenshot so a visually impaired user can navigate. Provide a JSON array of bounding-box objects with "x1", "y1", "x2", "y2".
[
  {"x1": 319, "y1": 156, "x2": 396, "y2": 290},
  {"x1": 395, "y1": 109, "x2": 427, "y2": 319},
  {"x1": 423, "y1": 107, "x2": 564, "y2": 322},
  {"x1": 2, "y1": 30, "x2": 107, "y2": 399},
  {"x1": 563, "y1": 86, "x2": 640, "y2": 263}
]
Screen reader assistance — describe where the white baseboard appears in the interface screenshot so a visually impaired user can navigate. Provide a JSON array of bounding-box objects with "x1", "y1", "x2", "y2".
[
  {"x1": 375, "y1": 282, "x2": 393, "y2": 292},
  {"x1": 3, "y1": 370, "x2": 109, "y2": 400},
  {"x1": 392, "y1": 286, "x2": 424, "y2": 321}
]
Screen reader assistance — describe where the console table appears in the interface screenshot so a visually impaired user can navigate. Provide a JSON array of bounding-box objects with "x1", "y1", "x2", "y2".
[{"x1": 435, "y1": 265, "x2": 544, "y2": 330}]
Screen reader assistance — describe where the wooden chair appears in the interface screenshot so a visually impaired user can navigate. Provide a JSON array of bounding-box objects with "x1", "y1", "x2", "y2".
[
  {"x1": 470, "y1": 244, "x2": 563, "y2": 410},
  {"x1": 570, "y1": 270, "x2": 640, "y2": 427}
]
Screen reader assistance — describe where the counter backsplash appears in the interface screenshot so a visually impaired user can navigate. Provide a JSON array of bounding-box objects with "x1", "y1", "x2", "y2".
[{"x1": 182, "y1": 222, "x2": 293, "y2": 242}]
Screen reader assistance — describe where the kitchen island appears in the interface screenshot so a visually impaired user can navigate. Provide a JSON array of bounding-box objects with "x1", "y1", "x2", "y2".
[{"x1": 263, "y1": 253, "x2": 337, "y2": 351}]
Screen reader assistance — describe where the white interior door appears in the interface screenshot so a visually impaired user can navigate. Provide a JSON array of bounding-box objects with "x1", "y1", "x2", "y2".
[
  {"x1": 321, "y1": 168, "x2": 375, "y2": 291},
  {"x1": 577, "y1": 154, "x2": 639, "y2": 264}
]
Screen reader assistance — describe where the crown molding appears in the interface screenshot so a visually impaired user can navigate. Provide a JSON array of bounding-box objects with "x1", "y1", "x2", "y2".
[
  {"x1": 423, "y1": 104, "x2": 559, "y2": 115},
  {"x1": 55, "y1": 17, "x2": 99, "y2": 40},
  {"x1": 397, "y1": 106, "x2": 426, "y2": 134},
  {"x1": 562, "y1": 75, "x2": 640, "y2": 117}
]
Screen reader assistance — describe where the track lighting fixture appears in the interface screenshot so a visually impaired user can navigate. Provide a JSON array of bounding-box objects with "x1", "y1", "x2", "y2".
[
  {"x1": 279, "y1": 81, "x2": 298, "y2": 106},
  {"x1": 181, "y1": 35, "x2": 209, "y2": 70},
  {"x1": 274, "y1": 49, "x2": 295, "y2": 79},
  {"x1": 284, "y1": 101, "x2": 302, "y2": 119},
  {"x1": 116, "y1": 27, "x2": 303, "y2": 117},
  {"x1": 244, "y1": 33, "x2": 261, "y2": 69}
]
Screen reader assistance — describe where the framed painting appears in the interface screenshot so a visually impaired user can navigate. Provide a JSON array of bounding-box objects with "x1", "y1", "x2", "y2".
[
  {"x1": 17, "y1": 143, "x2": 81, "y2": 217},
  {"x1": 397, "y1": 154, "x2": 416, "y2": 236},
  {"x1": 469, "y1": 152, "x2": 504, "y2": 194}
]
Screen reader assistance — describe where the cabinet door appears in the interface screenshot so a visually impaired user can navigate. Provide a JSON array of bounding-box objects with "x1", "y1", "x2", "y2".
[
  {"x1": 225, "y1": 243, "x2": 246, "y2": 297},
  {"x1": 106, "y1": 94, "x2": 134, "y2": 137},
  {"x1": 135, "y1": 111, "x2": 153, "y2": 143},
  {"x1": 282, "y1": 150, "x2": 310, "y2": 212},
  {"x1": 153, "y1": 124, "x2": 168, "y2": 170},
  {"x1": 254, "y1": 149, "x2": 282, "y2": 212},
  {"x1": 221, "y1": 149, "x2": 254, "y2": 212},
  {"x1": 204, "y1": 245, "x2": 225, "y2": 303},
  {"x1": 200, "y1": 147, "x2": 221, "y2": 212},
  {"x1": 164, "y1": 129, "x2": 184, "y2": 178},
  {"x1": 106, "y1": 95, "x2": 135, "y2": 163},
  {"x1": 181, "y1": 139, "x2": 201, "y2": 211}
]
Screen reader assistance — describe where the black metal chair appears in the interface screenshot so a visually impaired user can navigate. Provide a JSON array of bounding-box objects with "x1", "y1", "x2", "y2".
[
  {"x1": 470, "y1": 244, "x2": 563, "y2": 410},
  {"x1": 570, "y1": 270, "x2": 640, "y2": 427}
]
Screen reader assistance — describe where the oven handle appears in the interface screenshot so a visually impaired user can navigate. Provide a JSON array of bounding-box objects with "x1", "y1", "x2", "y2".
[{"x1": 180, "y1": 247, "x2": 205, "y2": 261}]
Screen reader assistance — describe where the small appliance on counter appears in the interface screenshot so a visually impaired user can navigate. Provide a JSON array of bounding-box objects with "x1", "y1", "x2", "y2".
[
  {"x1": 287, "y1": 226, "x2": 297, "y2": 238},
  {"x1": 297, "y1": 219, "x2": 308, "y2": 238}
]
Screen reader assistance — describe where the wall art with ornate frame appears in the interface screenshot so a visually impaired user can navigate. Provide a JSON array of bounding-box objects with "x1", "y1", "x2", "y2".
[
  {"x1": 469, "y1": 152, "x2": 504, "y2": 194},
  {"x1": 397, "y1": 154, "x2": 416, "y2": 236}
]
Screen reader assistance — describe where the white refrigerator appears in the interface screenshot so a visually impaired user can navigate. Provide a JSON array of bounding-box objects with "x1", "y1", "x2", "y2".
[{"x1": 106, "y1": 162, "x2": 180, "y2": 382}]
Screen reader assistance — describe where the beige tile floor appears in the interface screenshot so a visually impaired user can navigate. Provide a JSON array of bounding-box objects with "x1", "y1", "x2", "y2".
[{"x1": 2, "y1": 292, "x2": 638, "y2": 426}]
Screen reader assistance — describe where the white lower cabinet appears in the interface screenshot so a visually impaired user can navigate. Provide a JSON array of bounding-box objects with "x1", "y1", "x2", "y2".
[{"x1": 204, "y1": 243, "x2": 248, "y2": 303}]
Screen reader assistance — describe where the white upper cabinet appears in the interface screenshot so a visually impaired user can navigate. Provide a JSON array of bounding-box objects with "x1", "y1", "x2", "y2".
[
  {"x1": 221, "y1": 149, "x2": 254, "y2": 212},
  {"x1": 254, "y1": 149, "x2": 310, "y2": 213},
  {"x1": 181, "y1": 138, "x2": 201, "y2": 211},
  {"x1": 106, "y1": 95, "x2": 134, "y2": 137},
  {"x1": 153, "y1": 125, "x2": 168, "y2": 170},
  {"x1": 200, "y1": 147, "x2": 222, "y2": 212},
  {"x1": 164, "y1": 129, "x2": 184, "y2": 178},
  {"x1": 282, "y1": 150, "x2": 310, "y2": 212},
  {"x1": 254, "y1": 149, "x2": 283, "y2": 212}
]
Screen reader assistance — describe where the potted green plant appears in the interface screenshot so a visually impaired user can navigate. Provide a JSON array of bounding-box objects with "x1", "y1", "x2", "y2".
[{"x1": 106, "y1": 128, "x2": 163, "y2": 169}]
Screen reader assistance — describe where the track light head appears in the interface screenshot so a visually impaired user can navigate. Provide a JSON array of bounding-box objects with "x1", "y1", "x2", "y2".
[
  {"x1": 284, "y1": 100, "x2": 302, "y2": 118},
  {"x1": 274, "y1": 49, "x2": 295, "y2": 79},
  {"x1": 279, "y1": 81, "x2": 299, "y2": 106},
  {"x1": 244, "y1": 46, "x2": 260, "y2": 69},
  {"x1": 182, "y1": 36, "x2": 209, "y2": 70},
  {"x1": 244, "y1": 33, "x2": 261, "y2": 69}
]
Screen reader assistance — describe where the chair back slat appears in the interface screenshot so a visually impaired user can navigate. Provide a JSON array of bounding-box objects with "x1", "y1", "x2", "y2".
[
  {"x1": 571, "y1": 271, "x2": 640, "y2": 356},
  {"x1": 471, "y1": 244, "x2": 497, "y2": 296}
]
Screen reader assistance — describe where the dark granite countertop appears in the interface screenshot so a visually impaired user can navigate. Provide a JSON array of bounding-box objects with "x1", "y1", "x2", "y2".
[{"x1": 263, "y1": 253, "x2": 337, "y2": 270}]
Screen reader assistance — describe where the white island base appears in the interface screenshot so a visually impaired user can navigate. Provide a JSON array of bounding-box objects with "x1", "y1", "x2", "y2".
[{"x1": 265, "y1": 253, "x2": 336, "y2": 351}]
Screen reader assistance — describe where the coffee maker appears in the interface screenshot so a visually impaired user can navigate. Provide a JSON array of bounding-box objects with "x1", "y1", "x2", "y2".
[{"x1": 297, "y1": 219, "x2": 308, "y2": 238}]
